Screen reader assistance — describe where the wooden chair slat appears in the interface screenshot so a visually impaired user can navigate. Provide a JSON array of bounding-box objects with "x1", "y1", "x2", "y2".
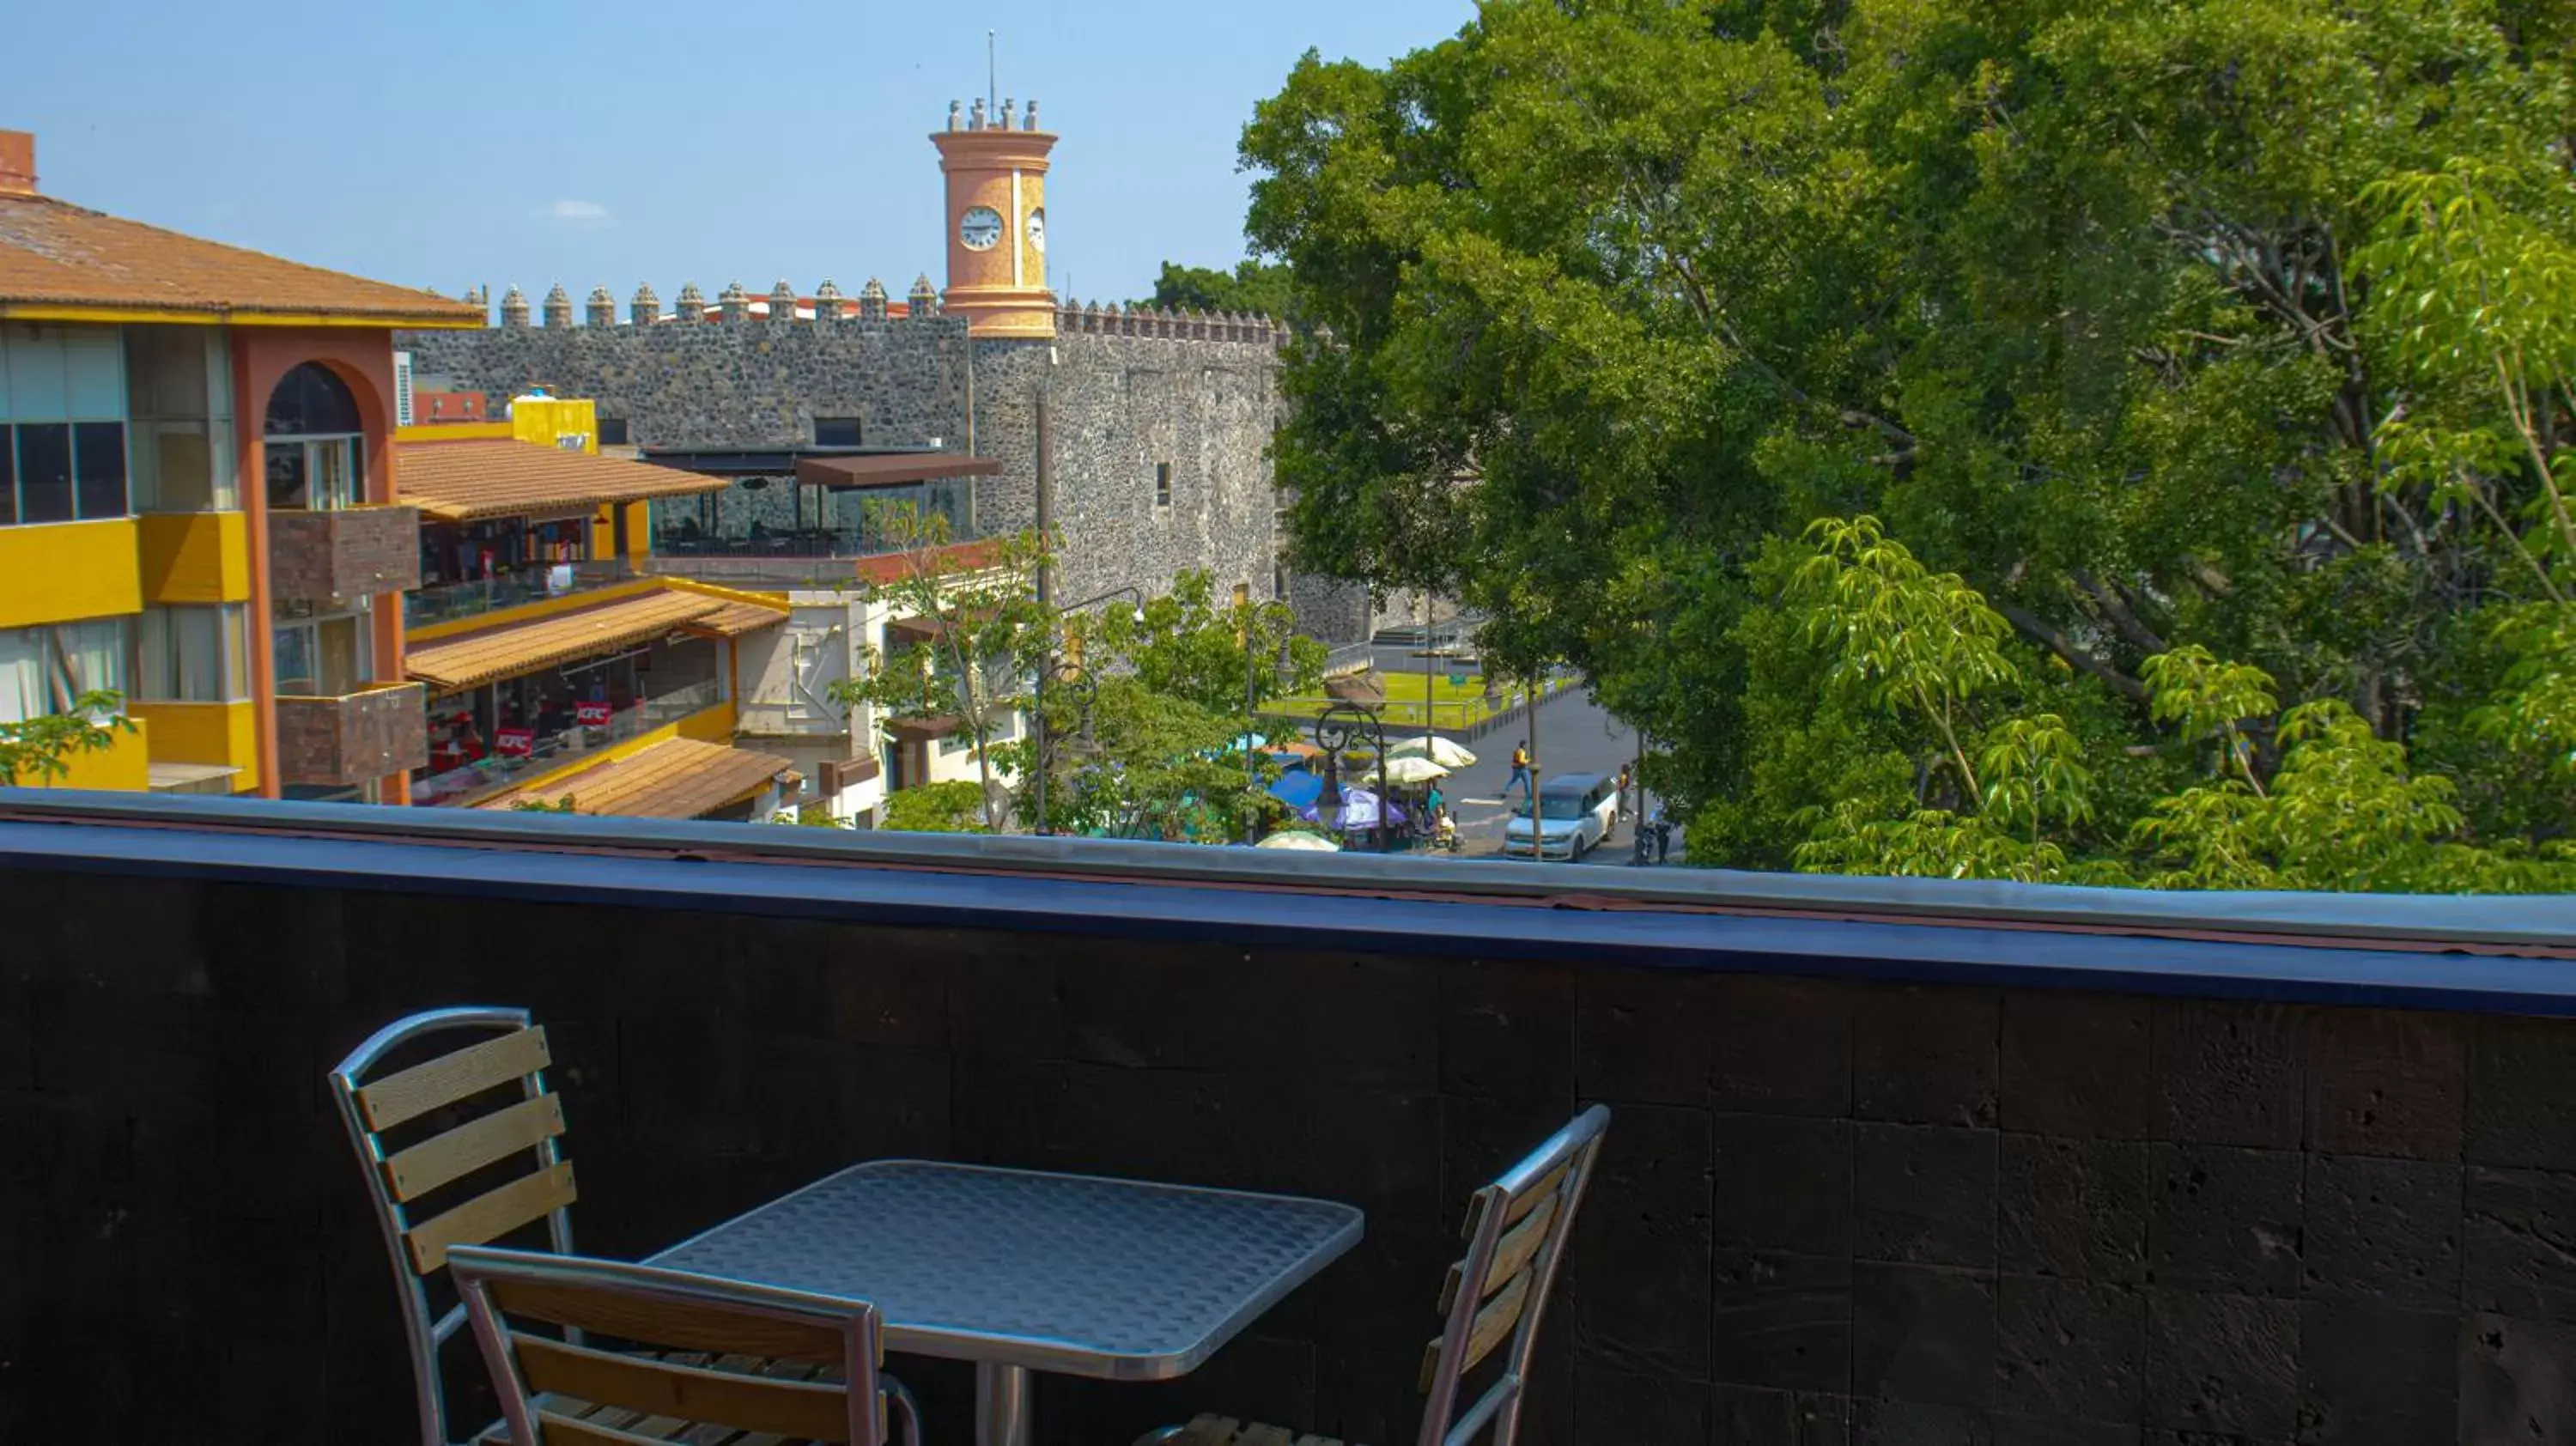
[
  {"x1": 381, "y1": 1092, "x2": 568, "y2": 1202},
  {"x1": 1437, "y1": 1190, "x2": 1558, "y2": 1316},
  {"x1": 1500, "y1": 1161, "x2": 1566, "y2": 1228},
  {"x1": 1418, "y1": 1265, "x2": 1531, "y2": 1392},
  {"x1": 514, "y1": 1335, "x2": 851, "y2": 1444},
  {"x1": 485, "y1": 1279, "x2": 846, "y2": 1365},
  {"x1": 359, "y1": 1025, "x2": 552, "y2": 1131},
  {"x1": 407, "y1": 1162, "x2": 578, "y2": 1273},
  {"x1": 537, "y1": 1407, "x2": 683, "y2": 1446}
]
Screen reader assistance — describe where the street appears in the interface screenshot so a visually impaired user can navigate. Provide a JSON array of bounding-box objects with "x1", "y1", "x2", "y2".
[{"x1": 1425, "y1": 687, "x2": 1678, "y2": 864}]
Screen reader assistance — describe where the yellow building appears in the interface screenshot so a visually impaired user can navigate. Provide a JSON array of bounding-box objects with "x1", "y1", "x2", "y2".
[{"x1": 0, "y1": 126, "x2": 480, "y2": 796}]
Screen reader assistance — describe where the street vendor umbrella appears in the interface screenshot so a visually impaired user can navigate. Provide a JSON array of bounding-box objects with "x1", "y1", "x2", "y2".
[
  {"x1": 1267, "y1": 767, "x2": 1325, "y2": 810},
  {"x1": 1255, "y1": 830, "x2": 1341, "y2": 852},
  {"x1": 1365, "y1": 755, "x2": 1451, "y2": 787},
  {"x1": 1337, "y1": 786, "x2": 1383, "y2": 833},
  {"x1": 1228, "y1": 730, "x2": 1269, "y2": 753},
  {"x1": 1387, "y1": 736, "x2": 1477, "y2": 769}
]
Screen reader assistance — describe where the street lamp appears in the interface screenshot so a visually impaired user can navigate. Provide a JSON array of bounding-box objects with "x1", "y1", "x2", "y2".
[{"x1": 1311, "y1": 700, "x2": 1388, "y2": 853}]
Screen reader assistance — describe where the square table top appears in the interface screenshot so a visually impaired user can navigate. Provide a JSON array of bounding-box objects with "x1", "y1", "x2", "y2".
[{"x1": 647, "y1": 1159, "x2": 1365, "y2": 1381}]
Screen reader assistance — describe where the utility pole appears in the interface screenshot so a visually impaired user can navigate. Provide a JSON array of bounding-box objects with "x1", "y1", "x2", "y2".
[
  {"x1": 1237, "y1": 583, "x2": 1257, "y2": 844},
  {"x1": 1526, "y1": 668, "x2": 1543, "y2": 860},
  {"x1": 1421, "y1": 591, "x2": 1435, "y2": 756},
  {"x1": 1031, "y1": 389, "x2": 1052, "y2": 834}
]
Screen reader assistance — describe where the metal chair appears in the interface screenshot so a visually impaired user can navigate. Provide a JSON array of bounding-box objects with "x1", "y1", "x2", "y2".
[
  {"x1": 1138, "y1": 1104, "x2": 1612, "y2": 1446},
  {"x1": 331, "y1": 1007, "x2": 920, "y2": 1446},
  {"x1": 451, "y1": 1243, "x2": 890, "y2": 1445}
]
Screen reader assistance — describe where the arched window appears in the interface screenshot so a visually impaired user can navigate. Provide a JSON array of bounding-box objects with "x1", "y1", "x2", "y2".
[{"x1": 264, "y1": 362, "x2": 366, "y2": 511}]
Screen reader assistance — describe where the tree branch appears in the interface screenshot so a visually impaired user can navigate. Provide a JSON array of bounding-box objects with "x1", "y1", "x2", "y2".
[
  {"x1": 1995, "y1": 602, "x2": 2149, "y2": 703},
  {"x1": 2072, "y1": 570, "x2": 2169, "y2": 655}
]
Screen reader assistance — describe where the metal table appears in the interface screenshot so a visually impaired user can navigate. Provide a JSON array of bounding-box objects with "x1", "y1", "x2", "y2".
[{"x1": 647, "y1": 1159, "x2": 1365, "y2": 1446}]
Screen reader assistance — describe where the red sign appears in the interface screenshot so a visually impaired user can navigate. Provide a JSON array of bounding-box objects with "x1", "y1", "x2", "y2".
[
  {"x1": 574, "y1": 701, "x2": 612, "y2": 726},
  {"x1": 495, "y1": 728, "x2": 535, "y2": 758}
]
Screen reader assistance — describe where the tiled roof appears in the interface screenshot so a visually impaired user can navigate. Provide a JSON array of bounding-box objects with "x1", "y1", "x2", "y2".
[
  {"x1": 476, "y1": 737, "x2": 793, "y2": 819},
  {"x1": 405, "y1": 590, "x2": 726, "y2": 691},
  {"x1": 684, "y1": 600, "x2": 790, "y2": 639},
  {"x1": 398, "y1": 439, "x2": 732, "y2": 521},
  {"x1": 0, "y1": 192, "x2": 483, "y2": 325},
  {"x1": 852, "y1": 540, "x2": 1005, "y2": 586}
]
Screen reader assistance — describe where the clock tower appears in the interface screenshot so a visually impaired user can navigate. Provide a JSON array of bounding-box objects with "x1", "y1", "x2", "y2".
[{"x1": 933, "y1": 96, "x2": 1056, "y2": 339}]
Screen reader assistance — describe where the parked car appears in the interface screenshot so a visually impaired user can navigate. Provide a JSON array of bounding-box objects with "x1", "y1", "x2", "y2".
[{"x1": 1503, "y1": 772, "x2": 1616, "y2": 860}]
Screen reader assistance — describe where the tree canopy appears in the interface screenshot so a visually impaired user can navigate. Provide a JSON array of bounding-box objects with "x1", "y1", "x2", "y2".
[
  {"x1": 1242, "y1": 0, "x2": 2576, "y2": 890},
  {"x1": 1140, "y1": 259, "x2": 1297, "y2": 320}
]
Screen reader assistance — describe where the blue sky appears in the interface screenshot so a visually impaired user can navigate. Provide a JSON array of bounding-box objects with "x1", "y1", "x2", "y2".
[{"x1": 13, "y1": 0, "x2": 1471, "y2": 312}]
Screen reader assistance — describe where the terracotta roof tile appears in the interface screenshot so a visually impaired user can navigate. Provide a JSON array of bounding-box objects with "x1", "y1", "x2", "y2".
[
  {"x1": 851, "y1": 539, "x2": 1005, "y2": 586},
  {"x1": 476, "y1": 737, "x2": 793, "y2": 819},
  {"x1": 0, "y1": 191, "x2": 483, "y2": 325},
  {"x1": 406, "y1": 590, "x2": 726, "y2": 691},
  {"x1": 399, "y1": 439, "x2": 732, "y2": 521}
]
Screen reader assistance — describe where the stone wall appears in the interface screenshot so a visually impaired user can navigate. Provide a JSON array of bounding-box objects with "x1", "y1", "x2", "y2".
[
  {"x1": 395, "y1": 315, "x2": 1324, "y2": 635},
  {"x1": 274, "y1": 684, "x2": 429, "y2": 786}
]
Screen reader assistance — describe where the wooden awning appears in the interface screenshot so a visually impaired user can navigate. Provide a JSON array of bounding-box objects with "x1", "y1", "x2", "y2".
[
  {"x1": 406, "y1": 591, "x2": 726, "y2": 690},
  {"x1": 683, "y1": 600, "x2": 790, "y2": 640},
  {"x1": 793, "y1": 453, "x2": 1002, "y2": 489},
  {"x1": 400, "y1": 440, "x2": 732, "y2": 522},
  {"x1": 476, "y1": 738, "x2": 793, "y2": 819},
  {"x1": 885, "y1": 715, "x2": 968, "y2": 742}
]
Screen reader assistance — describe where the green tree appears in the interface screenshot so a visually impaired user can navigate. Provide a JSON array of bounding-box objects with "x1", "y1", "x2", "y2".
[
  {"x1": 1012, "y1": 571, "x2": 1326, "y2": 841},
  {"x1": 828, "y1": 502, "x2": 1054, "y2": 833},
  {"x1": 882, "y1": 780, "x2": 990, "y2": 835},
  {"x1": 0, "y1": 690, "x2": 134, "y2": 787},
  {"x1": 1141, "y1": 260, "x2": 1296, "y2": 319},
  {"x1": 1243, "y1": 0, "x2": 2576, "y2": 890}
]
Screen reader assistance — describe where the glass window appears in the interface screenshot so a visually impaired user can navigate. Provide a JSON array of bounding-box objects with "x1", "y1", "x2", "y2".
[
  {"x1": 62, "y1": 330, "x2": 124, "y2": 419},
  {"x1": 272, "y1": 622, "x2": 318, "y2": 696},
  {"x1": 267, "y1": 437, "x2": 308, "y2": 510},
  {"x1": 272, "y1": 605, "x2": 368, "y2": 696},
  {"x1": 46, "y1": 619, "x2": 131, "y2": 711},
  {"x1": 312, "y1": 436, "x2": 355, "y2": 510},
  {"x1": 0, "y1": 629, "x2": 41, "y2": 723},
  {"x1": 125, "y1": 327, "x2": 235, "y2": 513},
  {"x1": 264, "y1": 362, "x2": 361, "y2": 437},
  {"x1": 138, "y1": 605, "x2": 246, "y2": 702},
  {"x1": 813, "y1": 417, "x2": 861, "y2": 447},
  {"x1": 0, "y1": 429, "x2": 14, "y2": 526},
  {"x1": 3, "y1": 329, "x2": 68, "y2": 420},
  {"x1": 15, "y1": 422, "x2": 72, "y2": 523},
  {"x1": 598, "y1": 416, "x2": 629, "y2": 447},
  {"x1": 73, "y1": 422, "x2": 127, "y2": 519},
  {"x1": 131, "y1": 420, "x2": 222, "y2": 512},
  {"x1": 1155, "y1": 461, "x2": 1173, "y2": 507}
]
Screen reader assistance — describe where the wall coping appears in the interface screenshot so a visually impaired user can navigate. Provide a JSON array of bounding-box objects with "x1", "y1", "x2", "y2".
[{"x1": 3, "y1": 789, "x2": 2573, "y2": 1015}]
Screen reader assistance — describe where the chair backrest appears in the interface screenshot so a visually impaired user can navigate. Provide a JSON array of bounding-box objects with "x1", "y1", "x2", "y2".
[
  {"x1": 449, "y1": 1245, "x2": 887, "y2": 1446},
  {"x1": 331, "y1": 1007, "x2": 579, "y2": 1446},
  {"x1": 1416, "y1": 1104, "x2": 1611, "y2": 1446}
]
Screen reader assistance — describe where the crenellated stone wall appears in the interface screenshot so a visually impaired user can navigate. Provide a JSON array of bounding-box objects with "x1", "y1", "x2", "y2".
[{"x1": 392, "y1": 300, "x2": 1375, "y2": 640}]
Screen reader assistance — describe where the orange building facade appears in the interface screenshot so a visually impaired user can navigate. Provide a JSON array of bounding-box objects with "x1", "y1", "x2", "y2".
[{"x1": 0, "y1": 126, "x2": 483, "y2": 800}]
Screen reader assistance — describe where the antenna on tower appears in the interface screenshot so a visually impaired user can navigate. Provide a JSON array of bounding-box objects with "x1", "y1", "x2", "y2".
[{"x1": 987, "y1": 30, "x2": 997, "y2": 115}]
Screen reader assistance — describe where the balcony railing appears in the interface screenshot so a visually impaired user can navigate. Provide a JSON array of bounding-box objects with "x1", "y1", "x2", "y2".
[
  {"x1": 275, "y1": 681, "x2": 429, "y2": 787},
  {"x1": 404, "y1": 559, "x2": 632, "y2": 629},
  {"x1": 410, "y1": 677, "x2": 724, "y2": 808},
  {"x1": 0, "y1": 795, "x2": 2563, "y2": 1444}
]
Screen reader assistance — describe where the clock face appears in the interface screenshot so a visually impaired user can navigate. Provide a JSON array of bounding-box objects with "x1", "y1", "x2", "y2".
[
  {"x1": 958, "y1": 205, "x2": 1004, "y2": 252},
  {"x1": 1026, "y1": 207, "x2": 1048, "y2": 253}
]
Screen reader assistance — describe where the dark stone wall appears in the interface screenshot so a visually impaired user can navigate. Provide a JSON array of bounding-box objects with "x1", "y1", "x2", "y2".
[
  {"x1": 3, "y1": 863, "x2": 2570, "y2": 1445},
  {"x1": 268, "y1": 506, "x2": 424, "y2": 603},
  {"x1": 276, "y1": 684, "x2": 429, "y2": 785},
  {"x1": 392, "y1": 319, "x2": 1314, "y2": 639}
]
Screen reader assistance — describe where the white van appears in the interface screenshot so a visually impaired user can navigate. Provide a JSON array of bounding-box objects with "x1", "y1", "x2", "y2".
[{"x1": 1503, "y1": 773, "x2": 1617, "y2": 860}]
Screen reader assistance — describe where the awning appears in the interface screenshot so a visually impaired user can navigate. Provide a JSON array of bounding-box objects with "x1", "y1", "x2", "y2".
[
  {"x1": 399, "y1": 439, "x2": 733, "y2": 522},
  {"x1": 683, "y1": 600, "x2": 790, "y2": 640},
  {"x1": 793, "y1": 453, "x2": 1003, "y2": 489},
  {"x1": 476, "y1": 738, "x2": 793, "y2": 819},
  {"x1": 406, "y1": 590, "x2": 726, "y2": 690},
  {"x1": 885, "y1": 715, "x2": 968, "y2": 742}
]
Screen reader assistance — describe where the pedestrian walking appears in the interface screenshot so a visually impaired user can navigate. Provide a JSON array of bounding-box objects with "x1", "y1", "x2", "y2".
[
  {"x1": 1615, "y1": 763, "x2": 1635, "y2": 824},
  {"x1": 1507, "y1": 743, "x2": 1533, "y2": 801}
]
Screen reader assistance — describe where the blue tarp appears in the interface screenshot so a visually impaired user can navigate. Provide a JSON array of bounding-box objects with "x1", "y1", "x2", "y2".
[{"x1": 1267, "y1": 766, "x2": 1324, "y2": 809}]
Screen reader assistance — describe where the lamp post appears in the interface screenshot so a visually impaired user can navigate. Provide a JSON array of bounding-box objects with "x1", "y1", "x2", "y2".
[{"x1": 1312, "y1": 700, "x2": 1388, "y2": 853}]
